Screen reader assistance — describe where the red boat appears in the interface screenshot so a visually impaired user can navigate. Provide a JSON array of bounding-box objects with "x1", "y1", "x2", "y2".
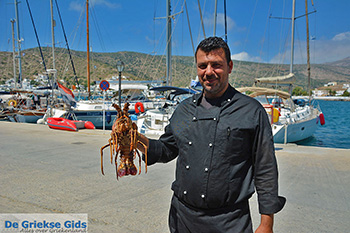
[{"x1": 47, "y1": 117, "x2": 95, "y2": 131}]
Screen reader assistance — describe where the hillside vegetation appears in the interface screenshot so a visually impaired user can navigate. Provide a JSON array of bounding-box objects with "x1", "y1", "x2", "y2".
[{"x1": 1, "y1": 47, "x2": 349, "y2": 91}]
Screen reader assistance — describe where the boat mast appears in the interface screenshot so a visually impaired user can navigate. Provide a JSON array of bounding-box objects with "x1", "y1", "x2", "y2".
[
  {"x1": 213, "y1": 0, "x2": 218, "y2": 36},
  {"x1": 223, "y1": 0, "x2": 227, "y2": 42},
  {"x1": 86, "y1": 0, "x2": 91, "y2": 98},
  {"x1": 14, "y1": 0, "x2": 22, "y2": 88},
  {"x1": 290, "y1": 0, "x2": 296, "y2": 74},
  {"x1": 50, "y1": 0, "x2": 55, "y2": 70},
  {"x1": 305, "y1": 0, "x2": 311, "y2": 100},
  {"x1": 11, "y1": 19, "x2": 17, "y2": 82},
  {"x1": 166, "y1": 0, "x2": 172, "y2": 86}
]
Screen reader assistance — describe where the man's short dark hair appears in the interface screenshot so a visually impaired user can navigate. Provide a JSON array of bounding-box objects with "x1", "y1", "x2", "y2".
[{"x1": 195, "y1": 37, "x2": 232, "y2": 65}]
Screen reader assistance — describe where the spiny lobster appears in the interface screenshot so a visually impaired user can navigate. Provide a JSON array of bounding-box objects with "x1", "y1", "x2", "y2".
[{"x1": 100, "y1": 103, "x2": 147, "y2": 179}]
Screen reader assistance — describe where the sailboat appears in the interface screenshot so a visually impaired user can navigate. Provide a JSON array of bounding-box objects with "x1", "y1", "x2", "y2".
[
  {"x1": 135, "y1": 0, "x2": 202, "y2": 136},
  {"x1": 238, "y1": 0, "x2": 325, "y2": 143}
]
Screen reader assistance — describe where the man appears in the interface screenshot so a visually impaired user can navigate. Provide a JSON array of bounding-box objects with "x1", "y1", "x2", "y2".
[{"x1": 138, "y1": 37, "x2": 285, "y2": 233}]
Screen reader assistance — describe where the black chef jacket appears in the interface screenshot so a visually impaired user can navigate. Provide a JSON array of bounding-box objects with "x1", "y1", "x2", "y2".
[{"x1": 147, "y1": 85, "x2": 285, "y2": 215}]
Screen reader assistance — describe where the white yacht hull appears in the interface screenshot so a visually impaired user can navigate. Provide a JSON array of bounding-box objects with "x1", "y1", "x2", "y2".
[{"x1": 272, "y1": 115, "x2": 319, "y2": 143}]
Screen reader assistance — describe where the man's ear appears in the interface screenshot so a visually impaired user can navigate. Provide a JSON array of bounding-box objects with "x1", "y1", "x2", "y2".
[{"x1": 228, "y1": 60, "x2": 233, "y2": 74}]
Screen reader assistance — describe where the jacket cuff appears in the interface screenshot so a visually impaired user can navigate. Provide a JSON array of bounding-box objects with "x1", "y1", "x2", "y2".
[
  {"x1": 142, "y1": 139, "x2": 162, "y2": 165},
  {"x1": 258, "y1": 195, "x2": 286, "y2": 214}
]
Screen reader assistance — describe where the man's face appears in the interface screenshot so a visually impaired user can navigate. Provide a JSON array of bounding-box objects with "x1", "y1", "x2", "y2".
[{"x1": 196, "y1": 48, "x2": 233, "y2": 99}]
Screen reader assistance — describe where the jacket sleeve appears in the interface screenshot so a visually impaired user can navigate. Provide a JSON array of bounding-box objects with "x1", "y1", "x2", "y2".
[
  {"x1": 146, "y1": 124, "x2": 179, "y2": 165},
  {"x1": 253, "y1": 108, "x2": 286, "y2": 214}
]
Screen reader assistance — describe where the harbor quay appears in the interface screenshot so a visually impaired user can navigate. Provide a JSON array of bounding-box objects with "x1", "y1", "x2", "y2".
[{"x1": 0, "y1": 121, "x2": 349, "y2": 232}]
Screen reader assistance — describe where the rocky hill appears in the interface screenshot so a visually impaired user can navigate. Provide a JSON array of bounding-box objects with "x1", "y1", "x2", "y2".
[{"x1": 1, "y1": 47, "x2": 349, "y2": 91}]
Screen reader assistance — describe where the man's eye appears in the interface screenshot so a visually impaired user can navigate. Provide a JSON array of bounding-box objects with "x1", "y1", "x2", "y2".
[{"x1": 198, "y1": 65, "x2": 207, "y2": 69}]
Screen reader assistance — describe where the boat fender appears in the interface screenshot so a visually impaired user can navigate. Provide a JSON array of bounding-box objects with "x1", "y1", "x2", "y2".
[
  {"x1": 8, "y1": 99, "x2": 17, "y2": 107},
  {"x1": 130, "y1": 114, "x2": 138, "y2": 121},
  {"x1": 319, "y1": 113, "x2": 325, "y2": 125},
  {"x1": 272, "y1": 108, "x2": 280, "y2": 123},
  {"x1": 84, "y1": 121, "x2": 95, "y2": 129},
  {"x1": 106, "y1": 111, "x2": 112, "y2": 123},
  {"x1": 135, "y1": 102, "x2": 145, "y2": 114}
]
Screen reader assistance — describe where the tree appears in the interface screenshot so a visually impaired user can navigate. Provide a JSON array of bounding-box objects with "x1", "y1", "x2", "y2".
[
  {"x1": 327, "y1": 89, "x2": 336, "y2": 96},
  {"x1": 342, "y1": 90, "x2": 350, "y2": 97},
  {"x1": 292, "y1": 86, "x2": 308, "y2": 96}
]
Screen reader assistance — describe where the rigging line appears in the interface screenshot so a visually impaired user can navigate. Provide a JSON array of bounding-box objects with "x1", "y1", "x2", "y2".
[
  {"x1": 171, "y1": 0, "x2": 184, "y2": 80},
  {"x1": 184, "y1": 0, "x2": 195, "y2": 55},
  {"x1": 275, "y1": 0, "x2": 287, "y2": 76},
  {"x1": 269, "y1": 0, "x2": 289, "y2": 78},
  {"x1": 90, "y1": 4, "x2": 106, "y2": 52},
  {"x1": 197, "y1": 0, "x2": 206, "y2": 38},
  {"x1": 255, "y1": 0, "x2": 273, "y2": 79},
  {"x1": 24, "y1": 0, "x2": 47, "y2": 72},
  {"x1": 142, "y1": 7, "x2": 169, "y2": 81},
  {"x1": 295, "y1": 24, "x2": 305, "y2": 65},
  {"x1": 54, "y1": 0, "x2": 78, "y2": 86},
  {"x1": 233, "y1": 0, "x2": 259, "y2": 87},
  {"x1": 70, "y1": 7, "x2": 85, "y2": 52},
  {"x1": 183, "y1": 0, "x2": 197, "y2": 80},
  {"x1": 135, "y1": 1, "x2": 160, "y2": 81},
  {"x1": 147, "y1": 0, "x2": 185, "y2": 81},
  {"x1": 137, "y1": 17, "x2": 167, "y2": 81},
  {"x1": 160, "y1": 1, "x2": 184, "y2": 82}
]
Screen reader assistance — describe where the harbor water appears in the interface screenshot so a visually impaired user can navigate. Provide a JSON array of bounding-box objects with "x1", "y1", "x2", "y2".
[{"x1": 296, "y1": 100, "x2": 350, "y2": 149}]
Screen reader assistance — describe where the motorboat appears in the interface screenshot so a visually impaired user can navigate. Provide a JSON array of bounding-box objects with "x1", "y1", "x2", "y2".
[
  {"x1": 71, "y1": 83, "x2": 165, "y2": 129},
  {"x1": 136, "y1": 86, "x2": 199, "y2": 137},
  {"x1": 47, "y1": 117, "x2": 95, "y2": 131}
]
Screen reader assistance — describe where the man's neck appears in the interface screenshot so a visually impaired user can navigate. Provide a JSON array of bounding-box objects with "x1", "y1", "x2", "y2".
[{"x1": 203, "y1": 85, "x2": 230, "y2": 107}]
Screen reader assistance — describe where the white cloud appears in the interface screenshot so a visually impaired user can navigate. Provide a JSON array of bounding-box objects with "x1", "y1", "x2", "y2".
[
  {"x1": 203, "y1": 13, "x2": 238, "y2": 33},
  {"x1": 267, "y1": 31, "x2": 350, "y2": 64},
  {"x1": 69, "y1": 0, "x2": 120, "y2": 12},
  {"x1": 90, "y1": 0, "x2": 121, "y2": 9},
  {"x1": 69, "y1": 2, "x2": 84, "y2": 12},
  {"x1": 332, "y1": 31, "x2": 350, "y2": 41},
  {"x1": 231, "y1": 52, "x2": 262, "y2": 62},
  {"x1": 216, "y1": 13, "x2": 236, "y2": 31}
]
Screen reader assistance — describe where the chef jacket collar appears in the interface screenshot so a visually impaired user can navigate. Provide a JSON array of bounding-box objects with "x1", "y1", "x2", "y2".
[{"x1": 191, "y1": 85, "x2": 238, "y2": 108}]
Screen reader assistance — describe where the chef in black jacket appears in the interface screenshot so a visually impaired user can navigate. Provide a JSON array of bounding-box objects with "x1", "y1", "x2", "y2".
[{"x1": 138, "y1": 36, "x2": 285, "y2": 233}]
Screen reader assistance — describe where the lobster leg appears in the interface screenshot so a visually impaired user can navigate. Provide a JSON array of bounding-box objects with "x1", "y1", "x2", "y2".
[
  {"x1": 109, "y1": 137, "x2": 114, "y2": 164},
  {"x1": 138, "y1": 141, "x2": 148, "y2": 173},
  {"x1": 100, "y1": 143, "x2": 110, "y2": 175},
  {"x1": 115, "y1": 153, "x2": 119, "y2": 180},
  {"x1": 135, "y1": 150, "x2": 142, "y2": 175}
]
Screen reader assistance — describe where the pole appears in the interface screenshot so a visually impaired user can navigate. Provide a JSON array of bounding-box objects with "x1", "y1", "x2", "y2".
[
  {"x1": 213, "y1": 0, "x2": 218, "y2": 36},
  {"x1": 166, "y1": 0, "x2": 172, "y2": 86},
  {"x1": 184, "y1": 1, "x2": 195, "y2": 55},
  {"x1": 50, "y1": 0, "x2": 55, "y2": 70},
  {"x1": 11, "y1": 19, "x2": 16, "y2": 82},
  {"x1": 14, "y1": 0, "x2": 22, "y2": 88},
  {"x1": 118, "y1": 71, "x2": 122, "y2": 107},
  {"x1": 86, "y1": 0, "x2": 91, "y2": 98},
  {"x1": 224, "y1": 0, "x2": 227, "y2": 42},
  {"x1": 305, "y1": 0, "x2": 311, "y2": 102},
  {"x1": 103, "y1": 90, "x2": 105, "y2": 131},
  {"x1": 290, "y1": 0, "x2": 296, "y2": 74}
]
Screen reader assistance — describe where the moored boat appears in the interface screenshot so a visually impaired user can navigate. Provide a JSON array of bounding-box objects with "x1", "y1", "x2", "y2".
[{"x1": 47, "y1": 117, "x2": 95, "y2": 131}]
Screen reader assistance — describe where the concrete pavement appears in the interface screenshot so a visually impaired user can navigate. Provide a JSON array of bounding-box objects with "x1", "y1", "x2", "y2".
[{"x1": 0, "y1": 121, "x2": 349, "y2": 232}]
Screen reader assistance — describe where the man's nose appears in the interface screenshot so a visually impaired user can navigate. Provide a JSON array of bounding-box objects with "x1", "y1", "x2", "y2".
[{"x1": 205, "y1": 64, "x2": 214, "y2": 76}]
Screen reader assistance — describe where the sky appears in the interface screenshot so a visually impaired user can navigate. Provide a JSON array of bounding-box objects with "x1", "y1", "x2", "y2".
[{"x1": 0, "y1": 0, "x2": 349, "y2": 65}]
